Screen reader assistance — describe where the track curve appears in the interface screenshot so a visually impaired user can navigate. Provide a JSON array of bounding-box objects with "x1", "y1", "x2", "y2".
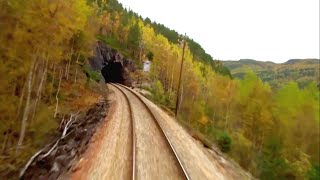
[{"x1": 109, "y1": 83, "x2": 190, "y2": 180}]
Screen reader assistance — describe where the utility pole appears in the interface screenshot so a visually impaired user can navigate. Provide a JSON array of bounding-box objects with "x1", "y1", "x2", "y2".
[{"x1": 175, "y1": 33, "x2": 187, "y2": 117}]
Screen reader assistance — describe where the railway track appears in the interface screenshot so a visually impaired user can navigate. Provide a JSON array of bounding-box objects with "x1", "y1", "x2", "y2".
[{"x1": 109, "y1": 83, "x2": 190, "y2": 180}]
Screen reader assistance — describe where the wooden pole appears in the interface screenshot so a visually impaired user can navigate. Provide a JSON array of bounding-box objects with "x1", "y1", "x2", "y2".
[{"x1": 175, "y1": 34, "x2": 186, "y2": 117}]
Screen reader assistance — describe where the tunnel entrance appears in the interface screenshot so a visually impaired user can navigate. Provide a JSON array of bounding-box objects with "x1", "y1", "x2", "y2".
[
  {"x1": 89, "y1": 41, "x2": 133, "y2": 86},
  {"x1": 101, "y1": 62, "x2": 126, "y2": 84}
]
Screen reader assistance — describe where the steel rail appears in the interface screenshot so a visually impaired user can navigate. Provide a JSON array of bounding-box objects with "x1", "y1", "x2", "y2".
[
  {"x1": 113, "y1": 83, "x2": 190, "y2": 180},
  {"x1": 109, "y1": 83, "x2": 136, "y2": 180}
]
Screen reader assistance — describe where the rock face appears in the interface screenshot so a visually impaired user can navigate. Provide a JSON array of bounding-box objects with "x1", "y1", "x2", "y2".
[{"x1": 90, "y1": 41, "x2": 135, "y2": 86}]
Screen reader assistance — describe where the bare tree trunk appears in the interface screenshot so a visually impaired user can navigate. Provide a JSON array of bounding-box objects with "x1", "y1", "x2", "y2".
[
  {"x1": 16, "y1": 53, "x2": 37, "y2": 153},
  {"x1": 165, "y1": 61, "x2": 171, "y2": 91},
  {"x1": 74, "y1": 53, "x2": 80, "y2": 85},
  {"x1": 178, "y1": 83, "x2": 184, "y2": 116},
  {"x1": 2, "y1": 129, "x2": 9, "y2": 153},
  {"x1": 16, "y1": 81, "x2": 26, "y2": 118},
  {"x1": 74, "y1": 67, "x2": 78, "y2": 85},
  {"x1": 66, "y1": 60, "x2": 71, "y2": 80},
  {"x1": 139, "y1": 47, "x2": 142, "y2": 64},
  {"x1": 65, "y1": 62, "x2": 68, "y2": 79},
  {"x1": 50, "y1": 63, "x2": 56, "y2": 98},
  {"x1": 66, "y1": 48, "x2": 73, "y2": 80},
  {"x1": 75, "y1": 53, "x2": 80, "y2": 64},
  {"x1": 168, "y1": 68, "x2": 174, "y2": 101},
  {"x1": 54, "y1": 70, "x2": 63, "y2": 118},
  {"x1": 31, "y1": 57, "x2": 49, "y2": 123}
]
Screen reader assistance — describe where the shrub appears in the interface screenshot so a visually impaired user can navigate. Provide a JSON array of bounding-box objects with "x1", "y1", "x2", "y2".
[
  {"x1": 258, "y1": 137, "x2": 289, "y2": 180},
  {"x1": 307, "y1": 164, "x2": 320, "y2": 180},
  {"x1": 217, "y1": 132, "x2": 232, "y2": 152},
  {"x1": 82, "y1": 65, "x2": 102, "y2": 82},
  {"x1": 151, "y1": 80, "x2": 165, "y2": 104}
]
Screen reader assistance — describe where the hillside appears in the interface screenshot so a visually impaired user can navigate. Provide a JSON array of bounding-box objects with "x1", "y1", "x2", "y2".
[
  {"x1": 1, "y1": 0, "x2": 319, "y2": 179},
  {"x1": 223, "y1": 59, "x2": 320, "y2": 88},
  {"x1": 0, "y1": 0, "x2": 231, "y2": 178}
]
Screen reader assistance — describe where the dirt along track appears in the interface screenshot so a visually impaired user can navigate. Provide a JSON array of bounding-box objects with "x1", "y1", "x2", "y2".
[
  {"x1": 120, "y1": 84, "x2": 245, "y2": 180},
  {"x1": 72, "y1": 83, "x2": 244, "y2": 180},
  {"x1": 72, "y1": 83, "x2": 187, "y2": 179},
  {"x1": 71, "y1": 84, "x2": 132, "y2": 179},
  {"x1": 113, "y1": 83, "x2": 187, "y2": 180}
]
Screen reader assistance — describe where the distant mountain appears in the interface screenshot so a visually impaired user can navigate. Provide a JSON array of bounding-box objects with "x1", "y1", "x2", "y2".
[
  {"x1": 284, "y1": 59, "x2": 319, "y2": 65},
  {"x1": 222, "y1": 59, "x2": 320, "y2": 88}
]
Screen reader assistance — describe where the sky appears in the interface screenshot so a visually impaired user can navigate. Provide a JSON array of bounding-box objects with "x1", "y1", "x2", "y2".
[{"x1": 117, "y1": 0, "x2": 319, "y2": 63}]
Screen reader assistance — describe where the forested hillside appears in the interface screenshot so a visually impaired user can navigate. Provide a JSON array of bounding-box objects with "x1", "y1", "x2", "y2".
[
  {"x1": 1, "y1": 0, "x2": 319, "y2": 179},
  {"x1": 0, "y1": 0, "x2": 105, "y2": 177},
  {"x1": 223, "y1": 59, "x2": 320, "y2": 89},
  {"x1": 97, "y1": 1, "x2": 319, "y2": 178}
]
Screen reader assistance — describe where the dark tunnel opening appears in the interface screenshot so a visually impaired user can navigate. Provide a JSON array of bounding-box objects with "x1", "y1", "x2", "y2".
[{"x1": 101, "y1": 62, "x2": 126, "y2": 84}]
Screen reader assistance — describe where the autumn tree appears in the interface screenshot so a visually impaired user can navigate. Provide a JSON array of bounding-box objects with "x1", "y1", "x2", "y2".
[{"x1": 127, "y1": 22, "x2": 142, "y2": 57}]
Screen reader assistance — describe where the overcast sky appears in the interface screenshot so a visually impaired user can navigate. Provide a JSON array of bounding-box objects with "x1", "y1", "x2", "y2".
[{"x1": 118, "y1": 0, "x2": 319, "y2": 63}]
